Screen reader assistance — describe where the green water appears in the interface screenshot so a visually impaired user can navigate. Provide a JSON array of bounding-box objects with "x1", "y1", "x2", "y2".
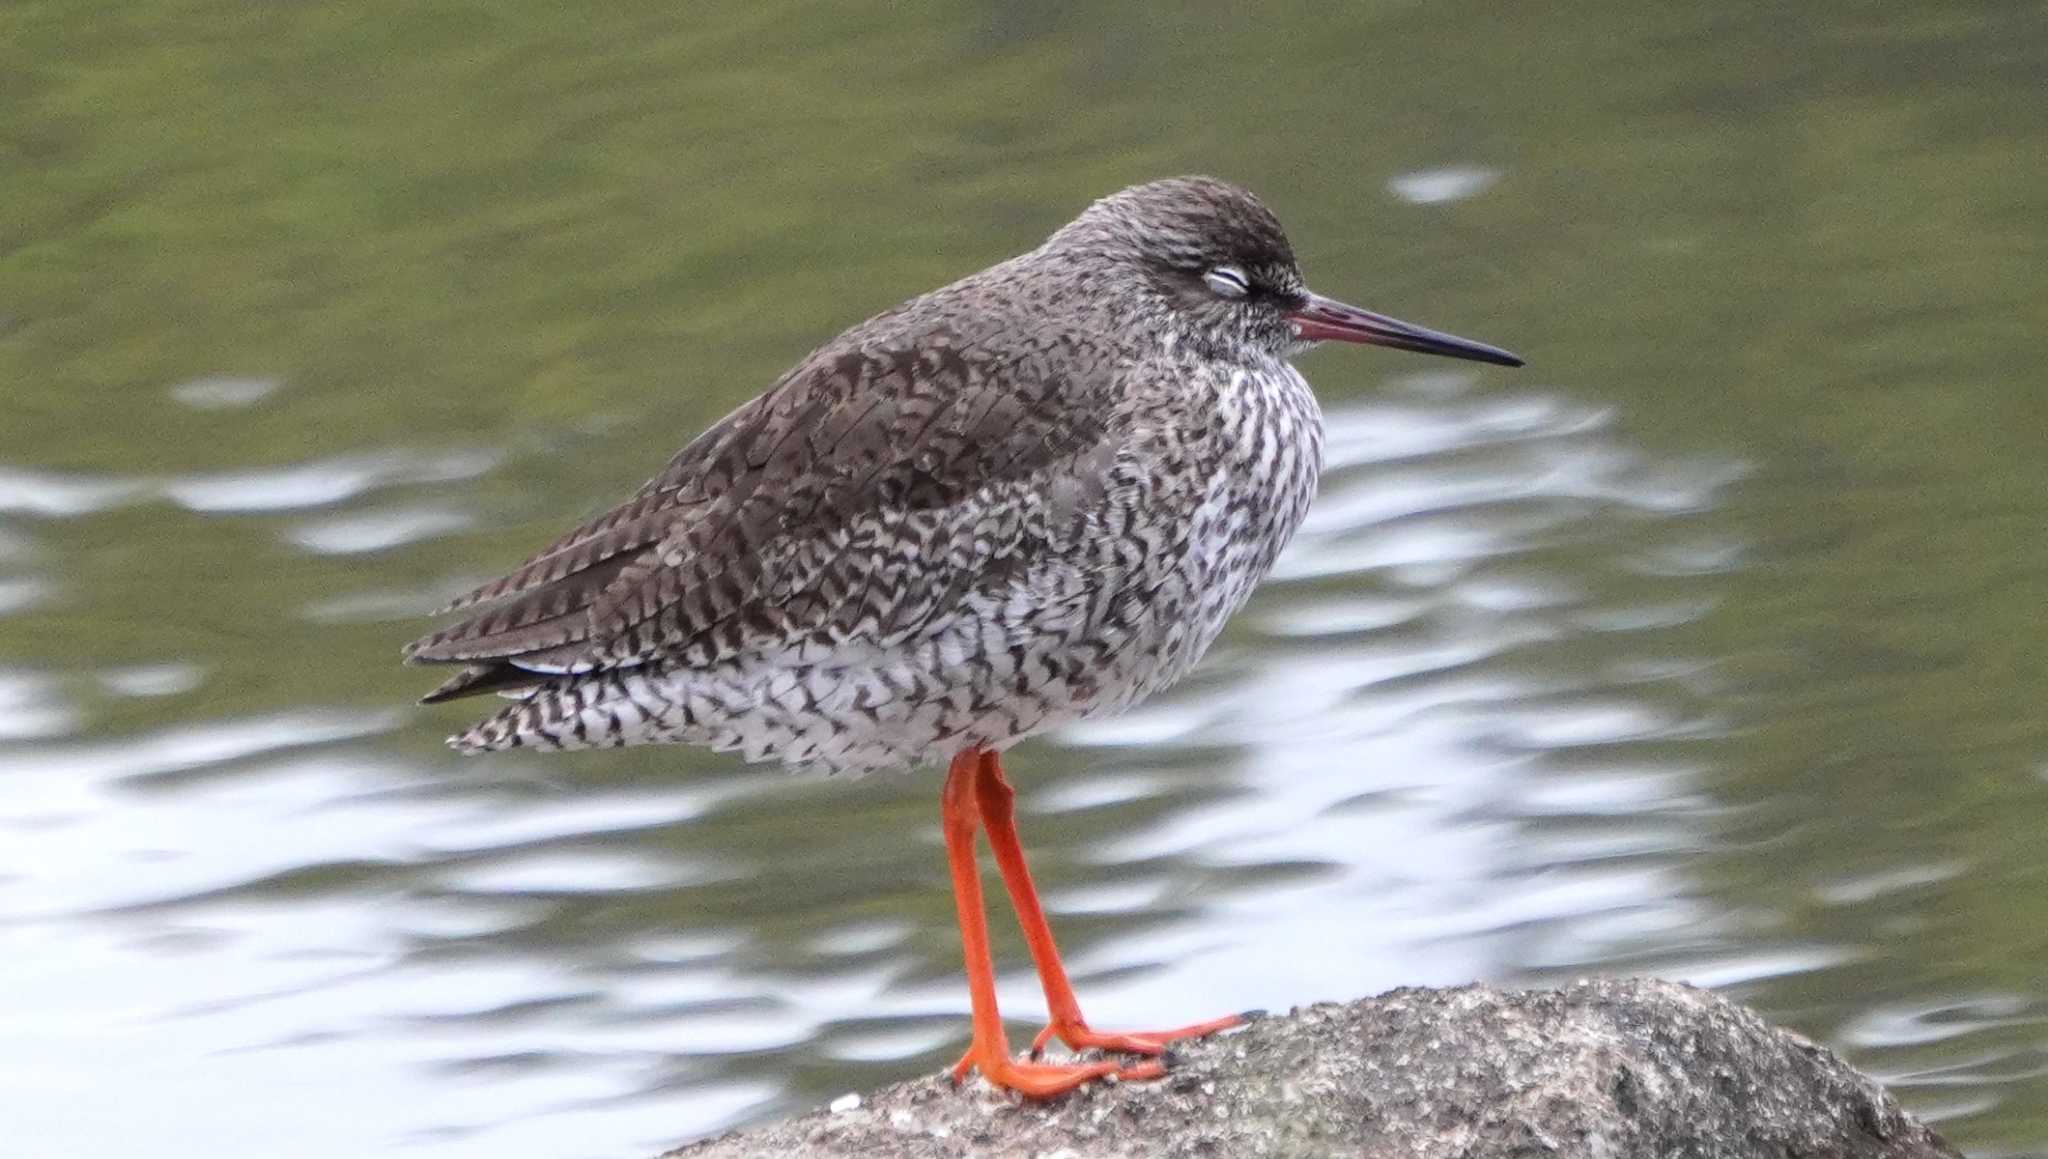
[{"x1": 3, "y1": 3, "x2": 2045, "y2": 1156}]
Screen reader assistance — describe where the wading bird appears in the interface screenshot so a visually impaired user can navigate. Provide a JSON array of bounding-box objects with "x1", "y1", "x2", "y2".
[{"x1": 407, "y1": 176, "x2": 1522, "y2": 1097}]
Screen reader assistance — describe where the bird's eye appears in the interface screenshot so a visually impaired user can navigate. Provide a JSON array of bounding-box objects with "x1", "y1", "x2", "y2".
[{"x1": 1203, "y1": 266, "x2": 1250, "y2": 299}]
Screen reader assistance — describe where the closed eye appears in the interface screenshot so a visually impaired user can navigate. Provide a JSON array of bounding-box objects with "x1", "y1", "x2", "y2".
[{"x1": 1203, "y1": 265, "x2": 1250, "y2": 299}]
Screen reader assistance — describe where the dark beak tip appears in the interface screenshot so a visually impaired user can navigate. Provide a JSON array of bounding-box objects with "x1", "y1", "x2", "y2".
[{"x1": 1290, "y1": 292, "x2": 1523, "y2": 369}]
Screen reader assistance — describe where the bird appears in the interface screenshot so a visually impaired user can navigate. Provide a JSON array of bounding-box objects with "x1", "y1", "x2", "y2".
[{"x1": 405, "y1": 176, "x2": 1523, "y2": 1098}]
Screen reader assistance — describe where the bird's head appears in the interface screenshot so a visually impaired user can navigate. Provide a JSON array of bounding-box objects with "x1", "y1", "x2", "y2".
[{"x1": 1056, "y1": 176, "x2": 1523, "y2": 368}]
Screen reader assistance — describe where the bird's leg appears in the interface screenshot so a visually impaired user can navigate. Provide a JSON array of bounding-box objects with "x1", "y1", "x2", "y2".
[
  {"x1": 941, "y1": 749, "x2": 1145, "y2": 1097},
  {"x1": 973, "y1": 751, "x2": 1245, "y2": 1060}
]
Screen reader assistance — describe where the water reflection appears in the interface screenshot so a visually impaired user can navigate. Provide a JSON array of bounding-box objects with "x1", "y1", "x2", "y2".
[{"x1": 169, "y1": 376, "x2": 281, "y2": 411}]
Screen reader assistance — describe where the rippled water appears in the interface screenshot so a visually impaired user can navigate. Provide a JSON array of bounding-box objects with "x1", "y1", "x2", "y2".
[{"x1": 5, "y1": 3, "x2": 2046, "y2": 1157}]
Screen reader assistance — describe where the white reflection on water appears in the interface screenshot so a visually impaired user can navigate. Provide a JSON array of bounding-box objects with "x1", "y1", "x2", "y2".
[
  {"x1": 287, "y1": 506, "x2": 476, "y2": 554},
  {"x1": 0, "y1": 449, "x2": 500, "y2": 519},
  {"x1": 1387, "y1": 165, "x2": 1501, "y2": 205},
  {"x1": 0, "y1": 669, "x2": 77, "y2": 740},
  {"x1": 170, "y1": 375, "x2": 281, "y2": 410},
  {"x1": 165, "y1": 450, "x2": 501, "y2": 514},
  {"x1": 0, "y1": 576, "x2": 50, "y2": 616},
  {"x1": 98, "y1": 663, "x2": 208, "y2": 699},
  {"x1": 0, "y1": 467, "x2": 150, "y2": 517}
]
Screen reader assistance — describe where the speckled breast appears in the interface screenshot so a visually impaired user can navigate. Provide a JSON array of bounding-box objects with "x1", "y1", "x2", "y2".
[{"x1": 1075, "y1": 356, "x2": 1325, "y2": 719}]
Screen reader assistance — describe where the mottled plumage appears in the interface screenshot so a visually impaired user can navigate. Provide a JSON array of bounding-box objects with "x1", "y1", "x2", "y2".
[
  {"x1": 407, "y1": 176, "x2": 1523, "y2": 1100},
  {"x1": 406, "y1": 177, "x2": 1517, "y2": 773}
]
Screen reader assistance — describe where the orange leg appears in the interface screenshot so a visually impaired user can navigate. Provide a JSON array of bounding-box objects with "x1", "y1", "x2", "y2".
[
  {"x1": 973, "y1": 750, "x2": 1247, "y2": 1060},
  {"x1": 941, "y1": 749, "x2": 1151, "y2": 1097}
]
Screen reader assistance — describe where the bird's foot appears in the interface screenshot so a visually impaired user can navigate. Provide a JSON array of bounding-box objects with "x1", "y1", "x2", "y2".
[
  {"x1": 1028, "y1": 1010, "x2": 1256, "y2": 1059},
  {"x1": 948, "y1": 1047, "x2": 1162, "y2": 1098}
]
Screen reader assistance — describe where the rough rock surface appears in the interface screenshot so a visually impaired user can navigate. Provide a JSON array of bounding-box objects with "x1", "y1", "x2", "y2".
[{"x1": 663, "y1": 978, "x2": 1958, "y2": 1159}]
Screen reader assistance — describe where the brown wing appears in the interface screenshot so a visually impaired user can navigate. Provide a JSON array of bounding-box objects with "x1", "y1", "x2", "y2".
[{"x1": 404, "y1": 329, "x2": 1120, "y2": 703}]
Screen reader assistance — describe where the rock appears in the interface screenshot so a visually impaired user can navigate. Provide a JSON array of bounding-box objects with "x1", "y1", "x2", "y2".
[{"x1": 662, "y1": 978, "x2": 1959, "y2": 1159}]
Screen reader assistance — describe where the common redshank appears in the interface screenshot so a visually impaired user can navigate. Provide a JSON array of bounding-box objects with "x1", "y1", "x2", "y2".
[{"x1": 406, "y1": 176, "x2": 1522, "y2": 1098}]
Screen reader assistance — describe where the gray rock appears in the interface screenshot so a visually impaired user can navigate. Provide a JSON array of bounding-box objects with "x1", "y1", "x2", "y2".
[{"x1": 663, "y1": 978, "x2": 1958, "y2": 1159}]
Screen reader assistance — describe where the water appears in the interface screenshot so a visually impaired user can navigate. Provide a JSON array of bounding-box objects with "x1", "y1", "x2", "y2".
[{"x1": 4, "y1": 3, "x2": 2046, "y2": 1156}]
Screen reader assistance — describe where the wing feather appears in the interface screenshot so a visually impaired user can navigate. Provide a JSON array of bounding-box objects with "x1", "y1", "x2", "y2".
[{"x1": 406, "y1": 326, "x2": 1120, "y2": 702}]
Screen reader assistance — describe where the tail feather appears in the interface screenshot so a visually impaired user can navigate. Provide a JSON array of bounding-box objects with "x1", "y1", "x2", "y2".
[{"x1": 419, "y1": 663, "x2": 546, "y2": 704}]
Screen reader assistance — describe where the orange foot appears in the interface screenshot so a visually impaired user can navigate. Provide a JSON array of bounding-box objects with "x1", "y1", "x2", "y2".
[
  {"x1": 1029, "y1": 1010, "x2": 1256, "y2": 1059},
  {"x1": 949, "y1": 1047, "x2": 1163, "y2": 1098}
]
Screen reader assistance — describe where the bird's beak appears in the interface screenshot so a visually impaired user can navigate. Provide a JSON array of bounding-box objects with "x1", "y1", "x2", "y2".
[{"x1": 1286, "y1": 291, "x2": 1524, "y2": 367}]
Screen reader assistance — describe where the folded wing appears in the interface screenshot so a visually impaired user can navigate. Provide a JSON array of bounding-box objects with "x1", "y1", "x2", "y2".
[{"x1": 405, "y1": 332, "x2": 1120, "y2": 704}]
